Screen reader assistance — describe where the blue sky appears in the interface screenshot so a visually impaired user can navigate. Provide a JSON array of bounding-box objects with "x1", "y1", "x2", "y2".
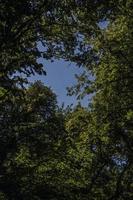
[
  {"x1": 29, "y1": 21, "x2": 109, "y2": 107},
  {"x1": 30, "y1": 58, "x2": 89, "y2": 107},
  {"x1": 28, "y1": 21, "x2": 108, "y2": 107}
]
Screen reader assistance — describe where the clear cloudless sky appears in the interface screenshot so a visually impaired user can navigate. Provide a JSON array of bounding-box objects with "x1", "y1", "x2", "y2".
[
  {"x1": 29, "y1": 21, "x2": 108, "y2": 107},
  {"x1": 30, "y1": 58, "x2": 89, "y2": 107}
]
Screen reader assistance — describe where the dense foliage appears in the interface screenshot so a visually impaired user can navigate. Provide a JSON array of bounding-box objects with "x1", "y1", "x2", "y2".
[{"x1": 0, "y1": 0, "x2": 133, "y2": 199}]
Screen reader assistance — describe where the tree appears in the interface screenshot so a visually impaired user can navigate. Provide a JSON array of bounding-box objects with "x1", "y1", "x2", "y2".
[
  {"x1": 68, "y1": 1, "x2": 133, "y2": 199},
  {"x1": 0, "y1": 81, "x2": 67, "y2": 199},
  {"x1": 0, "y1": 0, "x2": 119, "y2": 91}
]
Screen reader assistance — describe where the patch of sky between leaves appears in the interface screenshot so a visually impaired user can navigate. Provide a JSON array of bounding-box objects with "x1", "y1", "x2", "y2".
[
  {"x1": 31, "y1": 58, "x2": 91, "y2": 108},
  {"x1": 97, "y1": 20, "x2": 109, "y2": 29},
  {"x1": 28, "y1": 42, "x2": 91, "y2": 108}
]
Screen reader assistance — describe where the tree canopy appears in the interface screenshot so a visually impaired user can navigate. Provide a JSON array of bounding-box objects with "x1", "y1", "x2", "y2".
[{"x1": 0, "y1": 0, "x2": 133, "y2": 199}]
